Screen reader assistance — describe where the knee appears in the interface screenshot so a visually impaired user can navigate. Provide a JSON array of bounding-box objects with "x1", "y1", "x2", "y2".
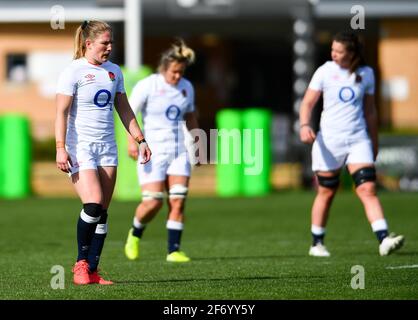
[
  {"x1": 168, "y1": 184, "x2": 188, "y2": 213},
  {"x1": 169, "y1": 184, "x2": 188, "y2": 200},
  {"x1": 356, "y1": 182, "x2": 377, "y2": 197},
  {"x1": 82, "y1": 203, "x2": 103, "y2": 223},
  {"x1": 142, "y1": 190, "x2": 163, "y2": 208},
  {"x1": 142, "y1": 198, "x2": 163, "y2": 212},
  {"x1": 351, "y1": 167, "x2": 377, "y2": 196},
  {"x1": 316, "y1": 174, "x2": 339, "y2": 199},
  {"x1": 352, "y1": 167, "x2": 376, "y2": 187},
  {"x1": 317, "y1": 186, "x2": 337, "y2": 200},
  {"x1": 169, "y1": 198, "x2": 185, "y2": 213}
]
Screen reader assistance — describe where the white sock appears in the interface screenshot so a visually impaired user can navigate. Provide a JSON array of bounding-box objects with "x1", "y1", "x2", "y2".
[
  {"x1": 166, "y1": 220, "x2": 184, "y2": 230},
  {"x1": 311, "y1": 225, "x2": 326, "y2": 236},
  {"x1": 371, "y1": 219, "x2": 388, "y2": 232},
  {"x1": 133, "y1": 217, "x2": 146, "y2": 229}
]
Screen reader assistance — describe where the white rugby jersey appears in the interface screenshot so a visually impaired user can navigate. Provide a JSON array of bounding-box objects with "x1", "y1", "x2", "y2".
[
  {"x1": 56, "y1": 58, "x2": 125, "y2": 143},
  {"x1": 129, "y1": 73, "x2": 195, "y2": 148},
  {"x1": 308, "y1": 61, "x2": 375, "y2": 138}
]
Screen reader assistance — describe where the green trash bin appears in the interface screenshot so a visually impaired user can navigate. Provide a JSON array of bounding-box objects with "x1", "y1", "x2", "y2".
[
  {"x1": 114, "y1": 65, "x2": 152, "y2": 201},
  {"x1": 215, "y1": 109, "x2": 243, "y2": 197},
  {"x1": 242, "y1": 108, "x2": 272, "y2": 196},
  {"x1": 0, "y1": 114, "x2": 31, "y2": 199}
]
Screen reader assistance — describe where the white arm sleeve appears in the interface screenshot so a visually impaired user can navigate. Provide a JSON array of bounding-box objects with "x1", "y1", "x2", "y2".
[
  {"x1": 308, "y1": 66, "x2": 324, "y2": 91},
  {"x1": 56, "y1": 66, "x2": 76, "y2": 96},
  {"x1": 128, "y1": 78, "x2": 150, "y2": 115}
]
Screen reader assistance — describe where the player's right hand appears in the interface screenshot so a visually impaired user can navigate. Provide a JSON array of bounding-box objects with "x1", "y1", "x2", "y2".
[
  {"x1": 56, "y1": 148, "x2": 72, "y2": 173},
  {"x1": 128, "y1": 141, "x2": 139, "y2": 160},
  {"x1": 300, "y1": 125, "x2": 316, "y2": 144}
]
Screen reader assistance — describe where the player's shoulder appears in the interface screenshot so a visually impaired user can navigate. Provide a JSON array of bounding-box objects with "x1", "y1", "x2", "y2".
[
  {"x1": 57, "y1": 59, "x2": 86, "y2": 82},
  {"x1": 146, "y1": 73, "x2": 160, "y2": 83},
  {"x1": 129, "y1": 73, "x2": 156, "y2": 96},
  {"x1": 103, "y1": 60, "x2": 122, "y2": 73},
  {"x1": 320, "y1": 61, "x2": 337, "y2": 72},
  {"x1": 358, "y1": 65, "x2": 374, "y2": 76},
  {"x1": 134, "y1": 73, "x2": 158, "y2": 88},
  {"x1": 312, "y1": 61, "x2": 334, "y2": 77},
  {"x1": 60, "y1": 58, "x2": 83, "y2": 73},
  {"x1": 179, "y1": 77, "x2": 194, "y2": 90}
]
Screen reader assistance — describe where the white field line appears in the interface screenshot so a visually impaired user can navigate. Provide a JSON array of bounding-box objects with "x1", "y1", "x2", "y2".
[{"x1": 386, "y1": 264, "x2": 418, "y2": 270}]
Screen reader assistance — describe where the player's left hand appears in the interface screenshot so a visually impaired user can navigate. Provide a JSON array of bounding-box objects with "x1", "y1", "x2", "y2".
[
  {"x1": 300, "y1": 125, "x2": 316, "y2": 144},
  {"x1": 139, "y1": 142, "x2": 152, "y2": 164}
]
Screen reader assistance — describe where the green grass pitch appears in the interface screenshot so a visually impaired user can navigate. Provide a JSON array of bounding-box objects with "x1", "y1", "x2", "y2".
[{"x1": 0, "y1": 191, "x2": 417, "y2": 299}]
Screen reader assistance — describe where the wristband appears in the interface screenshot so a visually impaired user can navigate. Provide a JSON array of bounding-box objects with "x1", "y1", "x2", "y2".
[
  {"x1": 56, "y1": 141, "x2": 65, "y2": 149},
  {"x1": 136, "y1": 138, "x2": 147, "y2": 145}
]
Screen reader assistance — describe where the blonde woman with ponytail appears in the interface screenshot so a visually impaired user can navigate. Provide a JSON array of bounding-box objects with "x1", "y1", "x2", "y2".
[
  {"x1": 55, "y1": 20, "x2": 151, "y2": 285},
  {"x1": 298, "y1": 32, "x2": 404, "y2": 257},
  {"x1": 124, "y1": 39, "x2": 200, "y2": 263}
]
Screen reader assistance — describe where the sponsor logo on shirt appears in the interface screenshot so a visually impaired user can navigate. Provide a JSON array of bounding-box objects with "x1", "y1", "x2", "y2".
[
  {"x1": 339, "y1": 86, "x2": 355, "y2": 102},
  {"x1": 108, "y1": 72, "x2": 116, "y2": 81},
  {"x1": 181, "y1": 89, "x2": 187, "y2": 97},
  {"x1": 166, "y1": 105, "x2": 181, "y2": 121},
  {"x1": 84, "y1": 74, "x2": 95, "y2": 81}
]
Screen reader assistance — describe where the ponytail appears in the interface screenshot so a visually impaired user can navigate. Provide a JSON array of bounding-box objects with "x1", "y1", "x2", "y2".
[
  {"x1": 73, "y1": 25, "x2": 85, "y2": 59},
  {"x1": 158, "y1": 38, "x2": 195, "y2": 72}
]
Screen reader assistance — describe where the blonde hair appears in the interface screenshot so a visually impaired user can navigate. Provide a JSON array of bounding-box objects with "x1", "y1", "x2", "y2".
[
  {"x1": 73, "y1": 20, "x2": 112, "y2": 59},
  {"x1": 158, "y1": 38, "x2": 195, "y2": 72}
]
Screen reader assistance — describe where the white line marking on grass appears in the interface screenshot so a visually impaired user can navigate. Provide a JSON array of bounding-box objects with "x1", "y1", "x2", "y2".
[{"x1": 386, "y1": 264, "x2": 418, "y2": 270}]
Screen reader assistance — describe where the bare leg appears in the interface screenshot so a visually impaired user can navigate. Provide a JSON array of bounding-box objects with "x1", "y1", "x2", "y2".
[
  {"x1": 167, "y1": 175, "x2": 190, "y2": 222},
  {"x1": 309, "y1": 170, "x2": 339, "y2": 257},
  {"x1": 311, "y1": 171, "x2": 339, "y2": 228},
  {"x1": 347, "y1": 163, "x2": 384, "y2": 224},
  {"x1": 135, "y1": 181, "x2": 165, "y2": 224},
  {"x1": 71, "y1": 169, "x2": 103, "y2": 205}
]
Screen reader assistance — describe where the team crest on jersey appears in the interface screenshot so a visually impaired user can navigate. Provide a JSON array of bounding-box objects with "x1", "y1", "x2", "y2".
[
  {"x1": 181, "y1": 89, "x2": 187, "y2": 97},
  {"x1": 108, "y1": 72, "x2": 116, "y2": 81}
]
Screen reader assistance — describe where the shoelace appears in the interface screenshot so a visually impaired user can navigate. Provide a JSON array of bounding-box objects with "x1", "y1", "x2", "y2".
[{"x1": 73, "y1": 261, "x2": 89, "y2": 274}]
